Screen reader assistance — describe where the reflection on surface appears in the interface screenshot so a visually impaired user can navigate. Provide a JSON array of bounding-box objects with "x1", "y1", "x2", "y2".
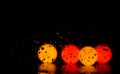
[
  {"x1": 96, "y1": 64, "x2": 111, "y2": 74},
  {"x1": 37, "y1": 63, "x2": 112, "y2": 74},
  {"x1": 80, "y1": 65, "x2": 97, "y2": 74},
  {"x1": 61, "y1": 64, "x2": 80, "y2": 74},
  {"x1": 38, "y1": 63, "x2": 56, "y2": 74}
]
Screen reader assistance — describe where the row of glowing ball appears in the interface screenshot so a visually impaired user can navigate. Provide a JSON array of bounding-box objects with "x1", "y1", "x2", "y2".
[{"x1": 38, "y1": 43, "x2": 112, "y2": 66}]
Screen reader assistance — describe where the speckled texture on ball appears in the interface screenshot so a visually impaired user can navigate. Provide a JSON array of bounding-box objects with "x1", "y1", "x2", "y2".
[
  {"x1": 38, "y1": 44, "x2": 57, "y2": 63},
  {"x1": 79, "y1": 46, "x2": 98, "y2": 66},
  {"x1": 61, "y1": 44, "x2": 80, "y2": 64}
]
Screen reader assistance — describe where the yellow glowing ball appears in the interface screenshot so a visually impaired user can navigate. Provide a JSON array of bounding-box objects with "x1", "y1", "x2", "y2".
[
  {"x1": 80, "y1": 66, "x2": 97, "y2": 74},
  {"x1": 79, "y1": 46, "x2": 98, "y2": 66},
  {"x1": 38, "y1": 63, "x2": 56, "y2": 74},
  {"x1": 38, "y1": 43, "x2": 57, "y2": 63}
]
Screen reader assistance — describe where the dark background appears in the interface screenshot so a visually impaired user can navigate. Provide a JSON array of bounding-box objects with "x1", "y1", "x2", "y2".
[{"x1": 6, "y1": 1, "x2": 118, "y2": 74}]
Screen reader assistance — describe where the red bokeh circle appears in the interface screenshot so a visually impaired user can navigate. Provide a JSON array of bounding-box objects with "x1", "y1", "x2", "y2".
[
  {"x1": 96, "y1": 44, "x2": 112, "y2": 64},
  {"x1": 61, "y1": 44, "x2": 80, "y2": 64}
]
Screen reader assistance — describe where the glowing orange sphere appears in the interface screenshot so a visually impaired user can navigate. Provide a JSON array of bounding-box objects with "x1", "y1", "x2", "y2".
[
  {"x1": 96, "y1": 44, "x2": 112, "y2": 64},
  {"x1": 38, "y1": 43, "x2": 57, "y2": 63},
  {"x1": 61, "y1": 44, "x2": 80, "y2": 64},
  {"x1": 79, "y1": 46, "x2": 98, "y2": 66}
]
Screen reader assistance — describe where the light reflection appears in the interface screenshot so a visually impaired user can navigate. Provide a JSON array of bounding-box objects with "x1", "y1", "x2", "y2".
[
  {"x1": 61, "y1": 64, "x2": 80, "y2": 74},
  {"x1": 80, "y1": 65, "x2": 97, "y2": 74},
  {"x1": 96, "y1": 64, "x2": 111, "y2": 74},
  {"x1": 37, "y1": 63, "x2": 112, "y2": 74},
  {"x1": 38, "y1": 63, "x2": 56, "y2": 74}
]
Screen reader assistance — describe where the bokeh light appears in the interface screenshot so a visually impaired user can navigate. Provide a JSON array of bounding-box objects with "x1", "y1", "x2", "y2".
[
  {"x1": 61, "y1": 64, "x2": 80, "y2": 74},
  {"x1": 61, "y1": 44, "x2": 80, "y2": 64},
  {"x1": 38, "y1": 63, "x2": 56, "y2": 74},
  {"x1": 79, "y1": 46, "x2": 98, "y2": 66},
  {"x1": 96, "y1": 44, "x2": 112, "y2": 64},
  {"x1": 96, "y1": 64, "x2": 111, "y2": 74},
  {"x1": 38, "y1": 43, "x2": 57, "y2": 63}
]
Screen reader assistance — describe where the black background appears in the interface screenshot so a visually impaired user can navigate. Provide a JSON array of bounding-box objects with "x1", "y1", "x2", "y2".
[{"x1": 5, "y1": 1, "x2": 118, "y2": 74}]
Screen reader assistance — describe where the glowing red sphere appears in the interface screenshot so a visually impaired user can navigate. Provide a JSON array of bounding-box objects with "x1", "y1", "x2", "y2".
[
  {"x1": 96, "y1": 44, "x2": 112, "y2": 64},
  {"x1": 61, "y1": 44, "x2": 80, "y2": 64}
]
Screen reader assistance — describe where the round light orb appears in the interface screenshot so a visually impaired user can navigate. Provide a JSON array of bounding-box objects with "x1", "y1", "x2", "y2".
[
  {"x1": 61, "y1": 44, "x2": 80, "y2": 64},
  {"x1": 79, "y1": 46, "x2": 98, "y2": 66},
  {"x1": 38, "y1": 43, "x2": 57, "y2": 63},
  {"x1": 96, "y1": 44, "x2": 112, "y2": 64}
]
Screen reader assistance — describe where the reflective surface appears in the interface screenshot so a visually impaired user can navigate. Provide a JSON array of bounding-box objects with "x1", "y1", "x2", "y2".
[
  {"x1": 38, "y1": 63, "x2": 56, "y2": 74},
  {"x1": 38, "y1": 63, "x2": 111, "y2": 74},
  {"x1": 80, "y1": 65, "x2": 97, "y2": 74},
  {"x1": 61, "y1": 64, "x2": 80, "y2": 74},
  {"x1": 96, "y1": 64, "x2": 111, "y2": 74}
]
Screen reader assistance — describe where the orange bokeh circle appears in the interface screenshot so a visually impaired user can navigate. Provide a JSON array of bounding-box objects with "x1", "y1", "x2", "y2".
[{"x1": 78, "y1": 46, "x2": 98, "y2": 66}]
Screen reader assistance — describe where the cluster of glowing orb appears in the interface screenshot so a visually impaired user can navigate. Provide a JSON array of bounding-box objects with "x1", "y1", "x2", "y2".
[{"x1": 38, "y1": 43, "x2": 112, "y2": 66}]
